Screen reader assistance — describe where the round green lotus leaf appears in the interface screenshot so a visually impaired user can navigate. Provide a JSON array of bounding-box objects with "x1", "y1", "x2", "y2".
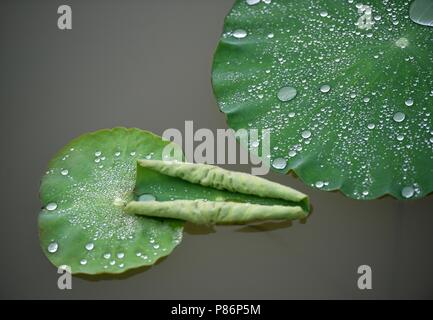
[
  {"x1": 39, "y1": 128, "x2": 184, "y2": 274},
  {"x1": 212, "y1": 0, "x2": 433, "y2": 200}
]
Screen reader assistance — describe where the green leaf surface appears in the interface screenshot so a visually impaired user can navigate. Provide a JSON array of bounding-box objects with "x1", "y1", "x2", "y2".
[
  {"x1": 212, "y1": 0, "x2": 433, "y2": 200},
  {"x1": 39, "y1": 128, "x2": 184, "y2": 275},
  {"x1": 126, "y1": 160, "x2": 309, "y2": 224}
]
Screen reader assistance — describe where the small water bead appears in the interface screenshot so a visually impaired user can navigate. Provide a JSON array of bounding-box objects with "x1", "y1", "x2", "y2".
[
  {"x1": 430, "y1": 137, "x2": 433, "y2": 143},
  {"x1": 397, "y1": 135, "x2": 405, "y2": 141},
  {"x1": 405, "y1": 99, "x2": 414, "y2": 106},
  {"x1": 315, "y1": 181, "x2": 324, "y2": 188},
  {"x1": 320, "y1": 84, "x2": 331, "y2": 93},
  {"x1": 251, "y1": 140, "x2": 260, "y2": 148},
  {"x1": 262, "y1": 0, "x2": 271, "y2": 4},
  {"x1": 277, "y1": 86, "x2": 297, "y2": 102},
  {"x1": 115, "y1": 152, "x2": 121, "y2": 157},
  {"x1": 288, "y1": 150, "x2": 297, "y2": 157},
  {"x1": 46, "y1": 203, "x2": 58, "y2": 211},
  {"x1": 363, "y1": 97, "x2": 370, "y2": 103},
  {"x1": 362, "y1": 191, "x2": 369, "y2": 196},
  {"x1": 267, "y1": 33, "x2": 274, "y2": 39},
  {"x1": 246, "y1": 0, "x2": 260, "y2": 5},
  {"x1": 401, "y1": 186, "x2": 415, "y2": 198},
  {"x1": 272, "y1": 158, "x2": 287, "y2": 169},
  {"x1": 85, "y1": 243, "x2": 94, "y2": 251},
  {"x1": 350, "y1": 93, "x2": 356, "y2": 99},
  {"x1": 110, "y1": 260, "x2": 116, "y2": 266},
  {"x1": 233, "y1": 29, "x2": 248, "y2": 39},
  {"x1": 119, "y1": 264, "x2": 124, "y2": 268},
  {"x1": 130, "y1": 151, "x2": 136, "y2": 156},
  {"x1": 393, "y1": 112, "x2": 406, "y2": 123},
  {"x1": 138, "y1": 194, "x2": 156, "y2": 202},
  {"x1": 320, "y1": 10, "x2": 328, "y2": 17},
  {"x1": 61, "y1": 169, "x2": 69, "y2": 176},
  {"x1": 136, "y1": 252, "x2": 142, "y2": 257},
  {"x1": 367, "y1": 123, "x2": 375, "y2": 130},
  {"x1": 80, "y1": 259, "x2": 87, "y2": 265},
  {"x1": 301, "y1": 130, "x2": 311, "y2": 139},
  {"x1": 95, "y1": 158, "x2": 101, "y2": 163},
  {"x1": 153, "y1": 244, "x2": 160, "y2": 249},
  {"x1": 47, "y1": 242, "x2": 58, "y2": 253},
  {"x1": 103, "y1": 253, "x2": 111, "y2": 259},
  {"x1": 288, "y1": 112, "x2": 296, "y2": 118},
  {"x1": 95, "y1": 151, "x2": 102, "y2": 157},
  {"x1": 117, "y1": 252, "x2": 125, "y2": 259}
]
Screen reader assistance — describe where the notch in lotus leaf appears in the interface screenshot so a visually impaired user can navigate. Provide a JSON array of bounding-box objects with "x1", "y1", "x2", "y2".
[{"x1": 39, "y1": 128, "x2": 310, "y2": 275}]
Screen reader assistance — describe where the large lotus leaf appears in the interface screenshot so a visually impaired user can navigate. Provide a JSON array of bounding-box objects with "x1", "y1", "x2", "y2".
[
  {"x1": 212, "y1": 0, "x2": 433, "y2": 200},
  {"x1": 39, "y1": 128, "x2": 184, "y2": 275}
]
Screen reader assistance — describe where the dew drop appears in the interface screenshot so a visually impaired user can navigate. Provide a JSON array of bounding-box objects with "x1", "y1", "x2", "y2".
[
  {"x1": 48, "y1": 242, "x2": 58, "y2": 253},
  {"x1": 267, "y1": 33, "x2": 274, "y2": 39},
  {"x1": 117, "y1": 252, "x2": 125, "y2": 259},
  {"x1": 153, "y1": 244, "x2": 160, "y2": 249},
  {"x1": 393, "y1": 112, "x2": 406, "y2": 123},
  {"x1": 430, "y1": 137, "x2": 433, "y2": 143},
  {"x1": 405, "y1": 99, "x2": 414, "y2": 107},
  {"x1": 320, "y1": 10, "x2": 328, "y2": 17},
  {"x1": 363, "y1": 97, "x2": 370, "y2": 103},
  {"x1": 110, "y1": 260, "x2": 116, "y2": 266},
  {"x1": 367, "y1": 123, "x2": 375, "y2": 130},
  {"x1": 362, "y1": 191, "x2": 369, "y2": 196},
  {"x1": 138, "y1": 194, "x2": 156, "y2": 202},
  {"x1": 80, "y1": 259, "x2": 87, "y2": 265},
  {"x1": 397, "y1": 135, "x2": 404, "y2": 141},
  {"x1": 119, "y1": 264, "x2": 124, "y2": 268},
  {"x1": 320, "y1": 84, "x2": 331, "y2": 93},
  {"x1": 246, "y1": 0, "x2": 260, "y2": 5},
  {"x1": 85, "y1": 243, "x2": 94, "y2": 251},
  {"x1": 277, "y1": 86, "x2": 297, "y2": 102},
  {"x1": 288, "y1": 150, "x2": 297, "y2": 157},
  {"x1": 401, "y1": 186, "x2": 415, "y2": 199},
  {"x1": 315, "y1": 181, "x2": 324, "y2": 188},
  {"x1": 46, "y1": 203, "x2": 58, "y2": 211},
  {"x1": 350, "y1": 93, "x2": 356, "y2": 99},
  {"x1": 130, "y1": 151, "x2": 136, "y2": 156},
  {"x1": 103, "y1": 253, "x2": 111, "y2": 259},
  {"x1": 251, "y1": 140, "x2": 260, "y2": 148},
  {"x1": 272, "y1": 158, "x2": 287, "y2": 170},
  {"x1": 301, "y1": 130, "x2": 312, "y2": 139},
  {"x1": 95, "y1": 151, "x2": 102, "y2": 157},
  {"x1": 288, "y1": 112, "x2": 296, "y2": 118},
  {"x1": 233, "y1": 29, "x2": 248, "y2": 39},
  {"x1": 61, "y1": 169, "x2": 69, "y2": 176},
  {"x1": 136, "y1": 252, "x2": 142, "y2": 257},
  {"x1": 115, "y1": 152, "x2": 121, "y2": 157}
]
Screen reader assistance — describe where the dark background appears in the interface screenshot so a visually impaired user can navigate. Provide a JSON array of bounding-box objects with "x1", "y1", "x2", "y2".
[{"x1": 1, "y1": 0, "x2": 432, "y2": 299}]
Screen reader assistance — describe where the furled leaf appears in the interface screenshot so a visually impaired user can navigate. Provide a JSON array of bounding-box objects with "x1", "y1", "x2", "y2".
[
  {"x1": 39, "y1": 128, "x2": 184, "y2": 275},
  {"x1": 125, "y1": 160, "x2": 310, "y2": 224},
  {"x1": 212, "y1": 0, "x2": 433, "y2": 200}
]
